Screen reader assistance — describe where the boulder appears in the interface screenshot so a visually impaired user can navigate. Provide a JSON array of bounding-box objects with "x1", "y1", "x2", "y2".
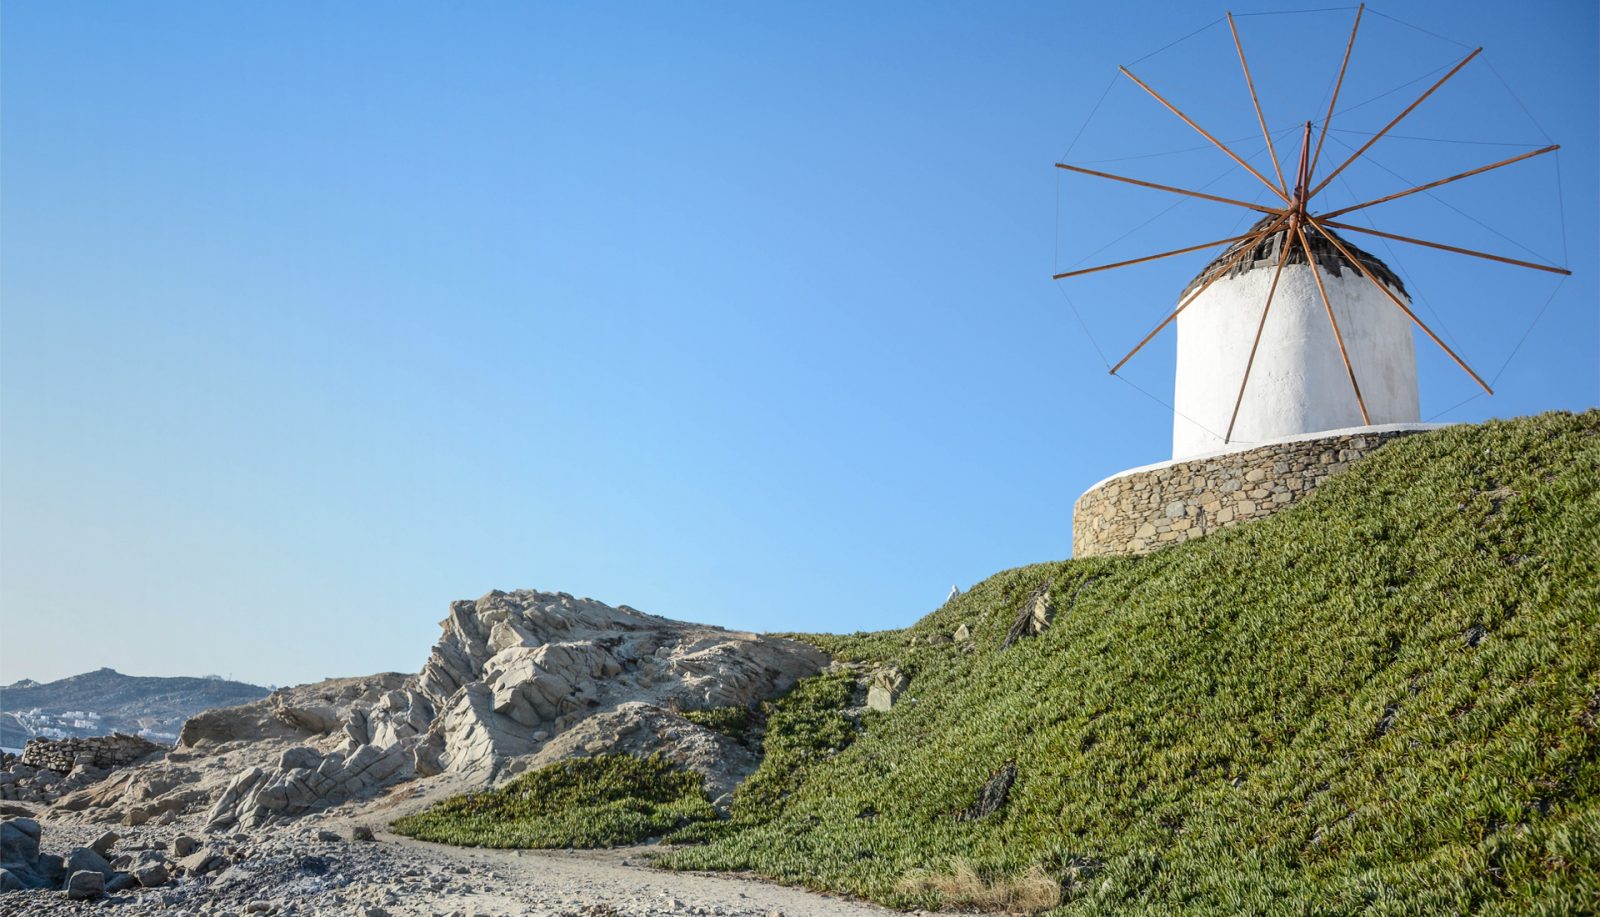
[
  {"x1": 0, "y1": 817, "x2": 40, "y2": 865},
  {"x1": 133, "y1": 851, "x2": 170, "y2": 888},
  {"x1": 90, "y1": 830, "x2": 119, "y2": 856},
  {"x1": 62, "y1": 846, "x2": 114, "y2": 880},
  {"x1": 278, "y1": 747, "x2": 324, "y2": 770},
  {"x1": 867, "y1": 667, "x2": 909, "y2": 713},
  {"x1": 274, "y1": 704, "x2": 341, "y2": 734},
  {"x1": 177, "y1": 848, "x2": 230, "y2": 876},
  {"x1": 65, "y1": 869, "x2": 104, "y2": 900},
  {"x1": 171, "y1": 834, "x2": 200, "y2": 857},
  {"x1": 35, "y1": 853, "x2": 66, "y2": 886}
]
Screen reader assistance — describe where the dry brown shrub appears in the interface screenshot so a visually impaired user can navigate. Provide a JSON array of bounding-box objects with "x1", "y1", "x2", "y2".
[{"x1": 899, "y1": 858, "x2": 1062, "y2": 914}]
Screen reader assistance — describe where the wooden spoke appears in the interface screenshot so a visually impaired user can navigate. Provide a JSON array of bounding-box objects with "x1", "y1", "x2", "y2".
[
  {"x1": 1306, "y1": 215, "x2": 1493, "y2": 393},
  {"x1": 1225, "y1": 232, "x2": 1291, "y2": 443},
  {"x1": 1308, "y1": 47, "x2": 1482, "y2": 201},
  {"x1": 1295, "y1": 224, "x2": 1371, "y2": 424},
  {"x1": 1227, "y1": 13, "x2": 1289, "y2": 198},
  {"x1": 1119, "y1": 66, "x2": 1293, "y2": 204},
  {"x1": 1308, "y1": 3, "x2": 1364, "y2": 184},
  {"x1": 1317, "y1": 219, "x2": 1572, "y2": 275},
  {"x1": 1109, "y1": 214, "x2": 1290, "y2": 374},
  {"x1": 1054, "y1": 162, "x2": 1283, "y2": 214},
  {"x1": 1052, "y1": 230, "x2": 1270, "y2": 280},
  {"x1": 1317, "y1": 144, "x2": 1559, "y2": 220}
]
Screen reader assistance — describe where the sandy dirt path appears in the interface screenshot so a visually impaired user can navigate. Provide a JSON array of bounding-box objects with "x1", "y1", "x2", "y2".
[
  {"x1": 2, "y1": 819, "x2": 907, "y2": 917},
  {"x1": 378, "y1": 831, "x2": 902, "y2": 916}
]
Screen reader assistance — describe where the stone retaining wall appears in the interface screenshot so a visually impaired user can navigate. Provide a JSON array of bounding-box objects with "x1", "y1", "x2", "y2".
[
  {"x1": 1072, "y1": 427, "x2": 1429, "y2": 558},
  {"x1": 20, "y1": 733, "x2": 166, "y2": 774}
]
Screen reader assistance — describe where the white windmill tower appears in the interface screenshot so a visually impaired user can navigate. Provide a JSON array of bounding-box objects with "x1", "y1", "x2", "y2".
[{"x1": 1053, "y1": 6, "x2": 1570, "y2": 460}]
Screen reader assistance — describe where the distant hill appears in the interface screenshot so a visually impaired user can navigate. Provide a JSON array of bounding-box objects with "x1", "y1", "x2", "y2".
[{"x1": 0, "y1": 667, "x2": 270, "y2": 748}]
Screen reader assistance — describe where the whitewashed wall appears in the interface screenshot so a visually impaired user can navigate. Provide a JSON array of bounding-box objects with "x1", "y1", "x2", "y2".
[{"x1": 1171, "y1": 259, "x2": 1420, "y2": 459}]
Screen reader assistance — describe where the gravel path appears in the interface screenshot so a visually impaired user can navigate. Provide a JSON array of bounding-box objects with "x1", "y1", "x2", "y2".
[{"x1": 1, "y1": 820, "x2": 904, "y2": 917}]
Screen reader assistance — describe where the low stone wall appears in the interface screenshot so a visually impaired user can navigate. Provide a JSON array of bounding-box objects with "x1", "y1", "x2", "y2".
[
  {"x1": 20, "y1": 733, "x2": 166, "y2": 774},
  {"x1": 1072, "y1": 427, "x2": 1432, "y2": 558}
]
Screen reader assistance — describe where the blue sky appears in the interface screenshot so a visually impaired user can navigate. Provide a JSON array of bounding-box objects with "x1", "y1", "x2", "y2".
[{"x1": 3, "y1": 1, "x2": 1594, "y2": 686}]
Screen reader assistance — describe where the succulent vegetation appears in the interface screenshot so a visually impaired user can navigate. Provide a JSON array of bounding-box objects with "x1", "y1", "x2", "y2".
[
  {"x1": 391, "y1": 753, "x2": 715, "y2": 849},
  {"x1": 403, "y1": 411, "x2": 1600, "y2": 913}
]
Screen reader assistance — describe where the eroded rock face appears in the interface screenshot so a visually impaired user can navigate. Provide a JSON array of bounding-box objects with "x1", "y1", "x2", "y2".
[
  {"x1": 179, "y1": 674, "x2": 413, "y2": 750},
  {"x1": 200, "y1": 590, "x2": 824, "y2": 830},
  {"x1": 413, "y1": 591, "x2": 827, "y2": 779}
]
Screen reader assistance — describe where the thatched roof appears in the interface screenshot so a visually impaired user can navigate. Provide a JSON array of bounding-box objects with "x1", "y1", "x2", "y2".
[{"x1": 1181, "y1": 215, "x2": 1407, "y2": 300}]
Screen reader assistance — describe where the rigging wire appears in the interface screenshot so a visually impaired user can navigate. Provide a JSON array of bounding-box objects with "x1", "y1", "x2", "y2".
[
  {"x1": 1323, "y1": 133, "x2": 1561, "y2": 266},
  {"x1": 1052, "y1": 283, "x2": 1112, "y2": 371},
  {"x1": 1488, "y1": 276, "x2": 1569, "y2": 388},
  {"x1": 1326, "y1": 128, "x2": 1544, "y2": 148},
  {"x1": 1233, "y1": 6, "x2": 1360, "y2": 16},
  {"x1": 1365, "y1": 7, "x2": 1473, "y2": 50},
  {"x1": 1057, "y1": 123, "x2": 1300, "y2": 273},
  {"x1": 1060, "y1": 74, "x2": 1120, "y2": 162},
  {"x1": 1112, "y1": 371, "x2": 1236, "y2": 445},
  {"x1": 1484, "y1": 58, "x2": 1554, "y2": 144},
  {"x1": 1327, "y1": 168, "x2": 1469, "y2": 357},
  {"x1": 1326, "y1": 56, "x2": 1458, "y2": 120},
  {"x1": 1128, "y1": 18, "x2": 1225, "y2": 67},
  {"x1": 1553, "y1": 153, "x2": 1570, "y2": 266},
  {"x1": 1424, "y1": 392, "x2": 1485, "y2": 423},
  {"x1": 1074, "y1": 134, "x2": 1263, "y2": 165}
]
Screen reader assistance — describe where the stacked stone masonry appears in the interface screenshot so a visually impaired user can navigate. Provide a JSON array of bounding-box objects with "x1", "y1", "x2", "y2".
[
  {"x1": 19, "y1": 733, "x2": 166, "y2": 774},
  {"x1": 1072, "y1": 429, "x2": 1422, "y2": 558}
]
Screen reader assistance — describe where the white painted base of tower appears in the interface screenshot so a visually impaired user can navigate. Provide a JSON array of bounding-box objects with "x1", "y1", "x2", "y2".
[{"x1": 1172, "y1": 260, "x2": 1420, "y2": 459}]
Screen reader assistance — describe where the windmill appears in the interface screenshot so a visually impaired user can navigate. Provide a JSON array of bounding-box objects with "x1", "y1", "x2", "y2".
[{"x1": 1052, "y1": 5, "x2": 1572, "y2": 459}]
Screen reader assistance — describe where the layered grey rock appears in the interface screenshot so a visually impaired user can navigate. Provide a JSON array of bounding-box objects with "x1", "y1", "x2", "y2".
[
  {"x1": 11, "y1": 589, "x2": 828, "y2": 838},
  {"x1": 412, "y1": 590, "x2": 826, "y2": 780}
]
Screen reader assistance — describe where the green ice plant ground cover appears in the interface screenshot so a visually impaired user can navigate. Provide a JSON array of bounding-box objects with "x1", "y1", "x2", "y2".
[
  {"x1": 391, "y1": 753, "x2": 714, "y2": 849},
  {"x1": 401, "y1": 412, "x2": 1600, "y2": 914}
]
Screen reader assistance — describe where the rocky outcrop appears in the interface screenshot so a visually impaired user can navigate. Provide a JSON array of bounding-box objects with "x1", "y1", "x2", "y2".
[
  {"x1": 412, "y1": 590, "x2": 827, "y2": 779},
  {"x1": 10, "y1": 590, "x2": 828, "y2": 838},
  {"x1": 219, "y1": 591, "x2": 827, "y2": 831},
  {"x1": 204, "y1": 741, "x2": 415, "y2": 831},
  {"x1": 178, "y1": 673, "x2": 413, "y2": 749}
]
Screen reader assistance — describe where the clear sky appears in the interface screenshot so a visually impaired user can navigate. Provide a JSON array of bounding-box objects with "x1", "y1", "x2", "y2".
[{"x1": 3, "y1": 1, "x2": 1595, "y2": 687}]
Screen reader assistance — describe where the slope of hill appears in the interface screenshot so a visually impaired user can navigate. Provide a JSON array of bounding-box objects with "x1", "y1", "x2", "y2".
[
  {"x1": 400, "y1": 410, "x2": 1599, "y2": 914},
  {"x1": 0, "y1": 668, "x2": 269, "y2": 747}
]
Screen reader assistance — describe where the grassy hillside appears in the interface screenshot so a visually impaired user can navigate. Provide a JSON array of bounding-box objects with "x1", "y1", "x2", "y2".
[{"x1": 408, "y1": 411, "x2": 1600, "y2": 914}]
